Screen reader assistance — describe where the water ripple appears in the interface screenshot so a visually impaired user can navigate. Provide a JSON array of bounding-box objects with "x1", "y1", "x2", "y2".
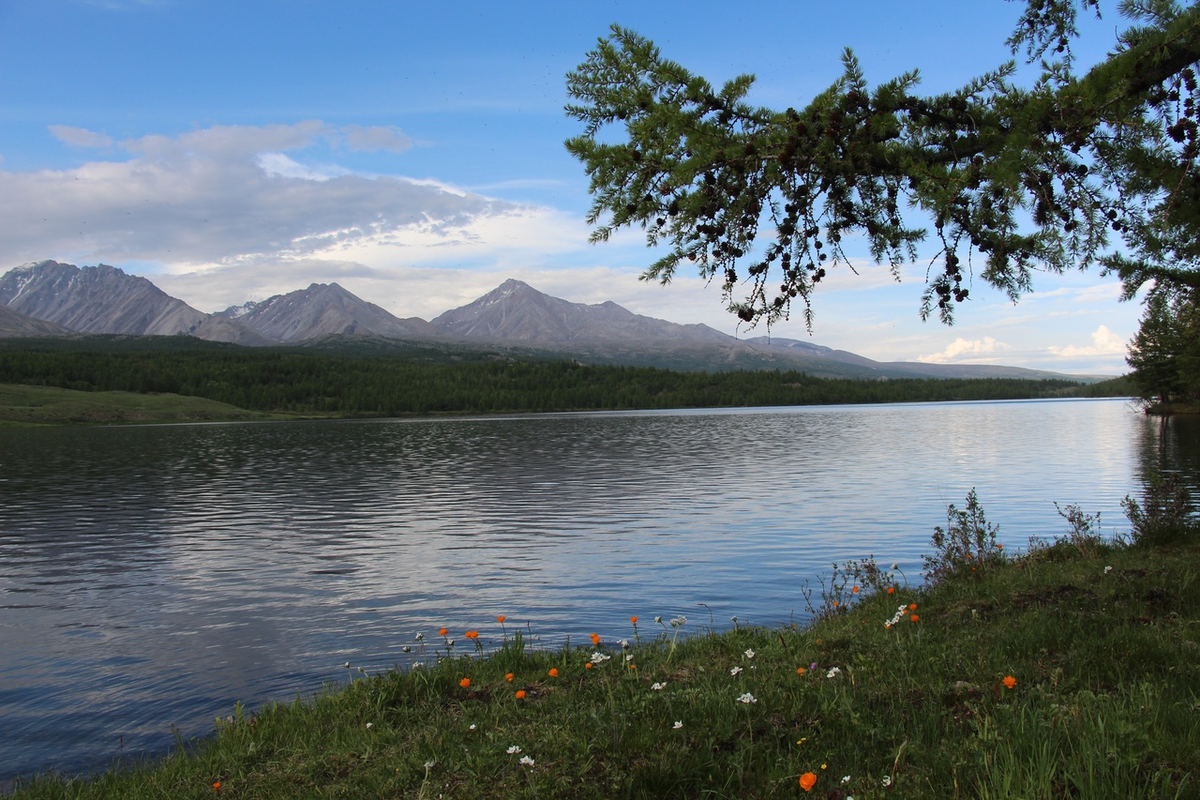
[{"x1": 1, "y1": 399, "x2": 1194, "y2": 784}]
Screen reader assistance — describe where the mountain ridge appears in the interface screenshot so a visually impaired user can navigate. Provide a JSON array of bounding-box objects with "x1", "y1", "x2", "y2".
[
  {"x1": 0, "y1": 261, "x2": 1107, "y2": 381},
  {"x1": 0, "y1": 261, "x2": 270, "y2": 345}
]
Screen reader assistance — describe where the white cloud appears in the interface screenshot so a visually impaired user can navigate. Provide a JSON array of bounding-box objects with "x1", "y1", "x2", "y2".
[
  {"x1": 1047, "y1": 325, "x2": 1128, "y2": 358},
  {"x1": 49, "y1": 125, "x2": 114, "y2": 148},
  {"x1": 1, "y1": 121, "x2": 572, "y2": 273},
  {"x1": 917, "y1": 336, "x2": 1010, "y2": 364},
  {"x1": 341, "y1": 125, "x2": 413, "y2": 153}
]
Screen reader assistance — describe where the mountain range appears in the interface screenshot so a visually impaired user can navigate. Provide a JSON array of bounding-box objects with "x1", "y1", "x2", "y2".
[{"x1": 0, "y1": 260, "x2": 1101, "y2": 381}]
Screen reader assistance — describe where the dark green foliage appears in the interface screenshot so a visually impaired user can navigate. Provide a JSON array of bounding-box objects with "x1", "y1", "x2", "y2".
[
  {"x1": 0, "y1": 336, "x2": 1104, "y2": 419},
  {"x1": 565, "y1": 2, "x2": 1200, "y2": 326},
  {"x1": 1123, "y1": 472, "x2": 1199, "y2": 545},
  {"x1": 1126, "y1": 285, "x2": 1200, "y2": 410}
]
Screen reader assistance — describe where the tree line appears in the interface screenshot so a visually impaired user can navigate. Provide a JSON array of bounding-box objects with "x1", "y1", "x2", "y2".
[{"x1": 0, "y1": 336, "x2": 1125, "y2": 417}]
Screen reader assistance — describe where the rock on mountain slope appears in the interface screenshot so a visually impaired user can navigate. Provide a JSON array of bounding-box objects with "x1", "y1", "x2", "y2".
[
  {"x1": 431, "y1": 278, "x2": 731, "y2": 345},
  {"x1": 0, "y1": 303, "x2": 72, "y2": 337},
  {"x1": 0, "y1": 261, "x2": 270, "y2": 345},
  {"x1": 216, "y1": 282, "x2": 440, "y2": 343}
]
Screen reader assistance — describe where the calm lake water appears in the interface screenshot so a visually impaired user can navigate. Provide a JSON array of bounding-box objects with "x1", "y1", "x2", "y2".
[{"x1": 1, "y1": 398, "x2": 1196, "y2": 785}]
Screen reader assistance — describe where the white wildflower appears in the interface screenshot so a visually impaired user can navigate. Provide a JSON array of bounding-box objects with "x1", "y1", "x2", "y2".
[
  {"x1": 1104, "y1": 565, "x2": 1113, "y2": 574},
  {"x1": 670, "y1": 615, "x2": 687, "y2": 628},
  {"x1": 736, "y1": 692, "x2": 757, "y2": 704},
  {"x1": 625, "y1": 653, "x2": 635, "y2": 662},
  {"x1": 590, "y1": 651, "x2": 611, "y2": 663},
  {"x1": 506, "y1": 745, "x2": 522, "y2": 755},
  {"x1": 891, "y1": 563, "x2": 899, "y2": 570},
  {"x1": 618, "y1": 639, "x2": 630, "y2": 649},
  {"x1": 343, "y1": 661, "x2": 350, "y2": 669},
  {"x1": 651, "y1": 682, "x2": 666, "y2": 691},
  {"x1": 402, "y1": 646, "x2": 411, "y2": 653},
  {"x1": 842, "y1": 775, "x2": 851, "y2": 784},
  {"x1": 730, "y1": 666, "x2": 743, "y2": 677},
  {"x1": 415, "y1": 632, "x2": 424, "y2": 641},
  {"x1": 826, "y1": 667, "x2": 842, "y2": 678},
  {"x1": 519, "y1": 755, "x2": 535, "y2": 767},
  {"x1": 673, "y1": 720, "x2": 683, "y2": 729},
  {"x1": 365, "y1": 722, "x2": 373, "y2": 729},
  {"x1": 744, "y1": 649, "x2": 755, "y2": 660},
  {"x1": 882, "y1": 775, "x2": 893, "y2": 787},
  {"x1": 654, "y1": 616, "x2": 663, "y2": 624},
  {"x1": 423, "y1": 759, "x2": 436, "y2": 769}
]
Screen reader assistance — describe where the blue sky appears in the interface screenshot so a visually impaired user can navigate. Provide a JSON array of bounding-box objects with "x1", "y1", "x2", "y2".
[{"x1": 0, "y1": 0, "x2": 1141, "y2": 374}]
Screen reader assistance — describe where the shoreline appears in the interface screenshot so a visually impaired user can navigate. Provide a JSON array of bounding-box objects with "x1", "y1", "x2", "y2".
[{"x1": 8, "y1": 537, "x2": 1198, "y2": 798}]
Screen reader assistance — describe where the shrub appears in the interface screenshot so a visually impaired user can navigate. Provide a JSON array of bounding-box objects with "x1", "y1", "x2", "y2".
[
  {"x1": 923, "y1": 488, "x2": 1005, "y2": 584},
  {"x1": 1053, "y1": 502, "x2": 1105, "y2": 556},
  {"x1": 1122, "y1": 473, "x2": 1198, "y2": 547}
]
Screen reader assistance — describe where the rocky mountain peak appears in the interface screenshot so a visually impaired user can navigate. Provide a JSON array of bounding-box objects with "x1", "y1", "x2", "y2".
[
  {"x1": 214, "y1": 281, "x2": 439, "y2": 342},
  {"x1": 0, "y1": 261, "x2": 269, "y2": 345}
]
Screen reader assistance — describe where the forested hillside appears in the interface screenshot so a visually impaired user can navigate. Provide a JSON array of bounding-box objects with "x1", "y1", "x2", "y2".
[{"x1": 0, "y1": 336, "x2": 1129, "y2": 418}]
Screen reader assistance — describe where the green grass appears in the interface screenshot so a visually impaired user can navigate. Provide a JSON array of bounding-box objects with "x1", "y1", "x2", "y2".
[
  {"x1": 0, "y1": 384, "x2": 298, "y2": 426},
  {"x1": 9, "y1": 530, "x2": 1199, "y2": 799}
]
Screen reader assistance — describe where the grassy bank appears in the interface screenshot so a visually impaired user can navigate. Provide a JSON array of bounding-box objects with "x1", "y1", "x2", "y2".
[
  {"x1": 0, "y1": 384, "x2": 301, "y2": 426},
  {"x1": 9, "y1": 512, "x2": 1200, "y2": 798}
]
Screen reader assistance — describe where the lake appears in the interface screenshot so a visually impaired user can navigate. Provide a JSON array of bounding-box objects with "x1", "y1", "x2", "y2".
[{"x1": 1, "y1": 398, "x2": 1195, "y2": 785}]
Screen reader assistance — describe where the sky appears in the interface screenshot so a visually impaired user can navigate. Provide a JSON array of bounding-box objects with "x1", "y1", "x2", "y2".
[{"x1": 0, "y1": 0, "x2": 1146, "y2": 375}]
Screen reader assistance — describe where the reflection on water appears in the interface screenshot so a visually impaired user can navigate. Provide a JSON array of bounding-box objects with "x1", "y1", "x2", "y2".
[{"x1": 0, "y1": 398, "x2": 1183, "y2": 783}]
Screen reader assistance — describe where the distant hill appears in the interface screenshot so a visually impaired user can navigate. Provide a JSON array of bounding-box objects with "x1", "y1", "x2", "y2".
[
  {"x1": 0, "y1": 261, "x2": 269, "y2": 345},
  {"x1": 0, "y1": 261, "x2": 1105, "y2": 381},
  {"x1": 215, "y1": 282, "x2": 441, "y2": 342},
  {"x1": 743, "y1": 336, "x2": 1093, "y2": 382}
]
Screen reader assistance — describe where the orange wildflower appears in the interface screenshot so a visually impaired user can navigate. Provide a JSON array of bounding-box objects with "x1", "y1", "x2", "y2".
[
  {"x1": 590, "y1": 633, "x2": 601, "y2": 646},
  {"x1": 630, "y1": 616, "x2": 638, "y2": 624},
  {"x1": 464, "y1": 630, "x2": 479, "y2": 639},
  {"x1": 832, "y1": 601, "x2": 839, "y2": 607},
  {"x1": 799, "y1": 772, "x2": 817, "y2": 791},
  {"x1": 887, "y1": 586, "x2": 895, "y2": 594},
  {"x1": 910, "y1": 614, "x2": 919, "y2": 622},
  {"x1": 505, "y1": 672, "x2": 514, "y2": 682},
  {"x1": 497, "y1": 615, "x2": 506, "y2": 623},
  {"x1": 213, "y1": 782, "x2": 222, "y2": 792},
  {"x1": 909, "y1": 603, "x2": 918, "y2": 611},
  {"x1": 851, "y1": 586, "x2": 859, "y2": 594},
  {"x1": 796, "y1": 667, "x2": 805, "y2": 675},
  {"x1": 1003, "y1": 675, "x2": 1017, "y2": 689},
  {"x1": 548, "y1": 668, "x2": 559, "y2": 678},
  {"x1": 438, "y1": 627, "x2": 448, "y2": 637},
  {"x1": 459, "y1": 677, "x2": 471, "y2": 688},
  {"x1": 585, "y1": 662, "x2": 594, "y2": 669},
  {"x1": 515, "y1": 690, "x2": 526, "y2": 699}
]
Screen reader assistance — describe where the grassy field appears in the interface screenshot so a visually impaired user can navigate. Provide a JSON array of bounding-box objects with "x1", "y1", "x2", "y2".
[
  {"x1": 0, "y1": 384, "x2": 292, "y2": 426},
  {"x1": 7, "y1": 492, "x2": 1199, "y2": 799}
]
